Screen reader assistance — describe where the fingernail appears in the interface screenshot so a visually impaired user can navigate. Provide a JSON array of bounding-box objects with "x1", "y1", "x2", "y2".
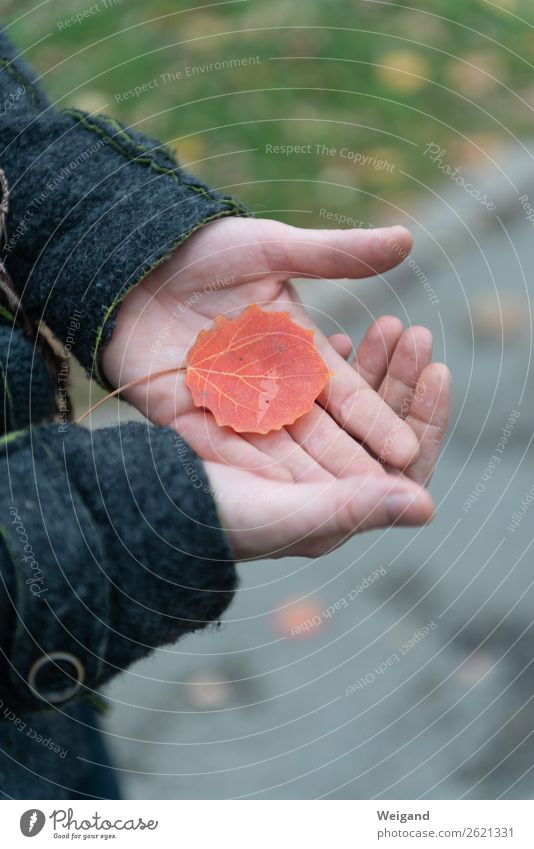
[
  {"x1": 383, "y1": 225, "x2": 412, "y2": 255},
  {"x1": 386, "y1": 491, "x2": 419, "y2": 522}
]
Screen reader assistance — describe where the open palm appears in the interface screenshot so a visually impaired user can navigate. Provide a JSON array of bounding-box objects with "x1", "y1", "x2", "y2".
[{"x1": 101, "y1": 217, "x2": 450, "y2": 558}]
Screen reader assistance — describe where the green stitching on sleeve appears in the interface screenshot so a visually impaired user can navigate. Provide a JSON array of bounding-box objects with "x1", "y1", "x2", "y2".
[
  {"x1": 99, "y1": 115, "x2": 179, "y2": 167},
  {"x1": 0, "y1": 305, "x2": 15, "y2": 324},
  {"x1": 61, "y1": 108, "x2": 244, "y2": 211},
  {"x1": 62, "y1": 107, "x2": 161, "y2": 167},
  {"x1": 84, "y1": 692, "x2": 109, "y2": 714},
  {"x1": 63, "y1": 109, "x2": 177, "y2": 166},
  {"x1": 0, "y1": 428, "x2": 27, "y2": 447},
  {"x1": 91, "y1": 207, "x2": 246, "y2": 388},
  {"x1": 0, "y1": 305, "x2": 24, "y2": 335},
  {"x1": 62, "y1": 108, "x2": 179, "y2": 174},
  {"x1": 60, "y1": 108, "x2": 248, "y2": 384},
  {"x1": 0, "y1": 58, "x2": 39, "y2": 107}
]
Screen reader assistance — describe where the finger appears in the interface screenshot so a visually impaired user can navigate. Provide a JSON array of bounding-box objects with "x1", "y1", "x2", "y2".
[
  {"x1": 403, "y1": 363, "x2": 451, "y2": 486},
  {"x1": 353, "y1": 316, "x2": 404, "y2": 388},
  {"x1": 281, "y1": 288, "x2": 420, "y2": 468},
  {"x1": 287, "y1": 402, "x2": 386, "y2": 478},
  {"x1": 328, "y1": 333, "x2": 353, "y2": 361},
  {"x1": 171, "y1": 410, "x2": 293, "y2": 482},
  {"x1": 243, "y1": 428, "x2": 328, "y2": 483},
  {"x1": 261, "y1": 222, "x2": 414, "y2": 280},
  {"x1": 379, "y1": 326, "x2": 434, "y2": 417},
  {"x1": 283, "y1": 476, "x2": 434, "y2": 556},
  {"x1": 315, "y1": 342, "x2": 420, "y2": 468},
  {"x1": 164, "y1": 218, "x2": 413, "y2": 290}
]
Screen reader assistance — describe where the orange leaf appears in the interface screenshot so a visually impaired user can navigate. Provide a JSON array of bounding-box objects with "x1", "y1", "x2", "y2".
[{"x1": 185, "y1": 304, "x2": 332, "y2": 433}]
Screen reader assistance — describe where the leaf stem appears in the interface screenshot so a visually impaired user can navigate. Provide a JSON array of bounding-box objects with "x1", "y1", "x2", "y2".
[{"x1": 75, "y1": 366, "x2": 186, "y2": 425}]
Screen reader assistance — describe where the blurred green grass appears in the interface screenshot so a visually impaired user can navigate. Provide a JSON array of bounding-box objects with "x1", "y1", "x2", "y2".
[{"x1": 4, "y1": 0, "x2": 534, "y2": 226}]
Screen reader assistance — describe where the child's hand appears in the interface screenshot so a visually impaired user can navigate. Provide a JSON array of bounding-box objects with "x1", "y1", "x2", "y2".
[
  {"x1": 205, "y1": 460, "x2": 435, "y2": 561},
  {"x1": 329, "y1": 314, "x2": 450, "y2": 486},
  {"x1": 102, "y1": 218, "x2": 437, "y2": 476},
  {"x1": 204, "y1": 316, "x2": 450, "y2": 560}
]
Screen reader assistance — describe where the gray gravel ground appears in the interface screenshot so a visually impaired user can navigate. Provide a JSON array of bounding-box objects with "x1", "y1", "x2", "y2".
[{"x1": 96, "y1": 146, "x2": 534, "y2": 799}]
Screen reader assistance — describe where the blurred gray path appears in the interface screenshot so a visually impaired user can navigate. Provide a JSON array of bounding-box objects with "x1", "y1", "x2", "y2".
[{"x1": 100, "y1": 145, "x2": 534, "y2": 799}]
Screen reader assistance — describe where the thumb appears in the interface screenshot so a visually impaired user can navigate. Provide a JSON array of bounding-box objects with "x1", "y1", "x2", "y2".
[
  {"x1": 282, "y1": 475, "x2": 434, "y2": 546},
  {"x1": 261, "y1": 221, "x2": 413, "y2": 280},
  {"x1": 211, "y1": 465, "x2": 434, "y2": 560}
]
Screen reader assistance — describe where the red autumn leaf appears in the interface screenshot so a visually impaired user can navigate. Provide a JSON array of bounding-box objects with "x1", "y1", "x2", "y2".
[{"x1": 185, "y1": 304, "x2": 332, "y2": 434}]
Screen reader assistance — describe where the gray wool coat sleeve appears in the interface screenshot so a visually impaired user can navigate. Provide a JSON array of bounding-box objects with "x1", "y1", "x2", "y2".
[
  {"x1": 0, "y1": 27, "x2": 241, "y2": 727},
  {"x1": 0, "y1": 421, "x2": 236, "y2": 714},
  {"x1": 0, "y1": 28, "x2": 248, "y2": 384}
]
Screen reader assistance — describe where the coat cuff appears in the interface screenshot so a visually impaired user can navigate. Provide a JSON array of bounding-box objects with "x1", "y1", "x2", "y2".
[
  {"x1": 0, "y1": 422, "x2": 236, "y2": 712},
  {"x1": 0, "y1": 36, "x2": 248, "y2": 383}
]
